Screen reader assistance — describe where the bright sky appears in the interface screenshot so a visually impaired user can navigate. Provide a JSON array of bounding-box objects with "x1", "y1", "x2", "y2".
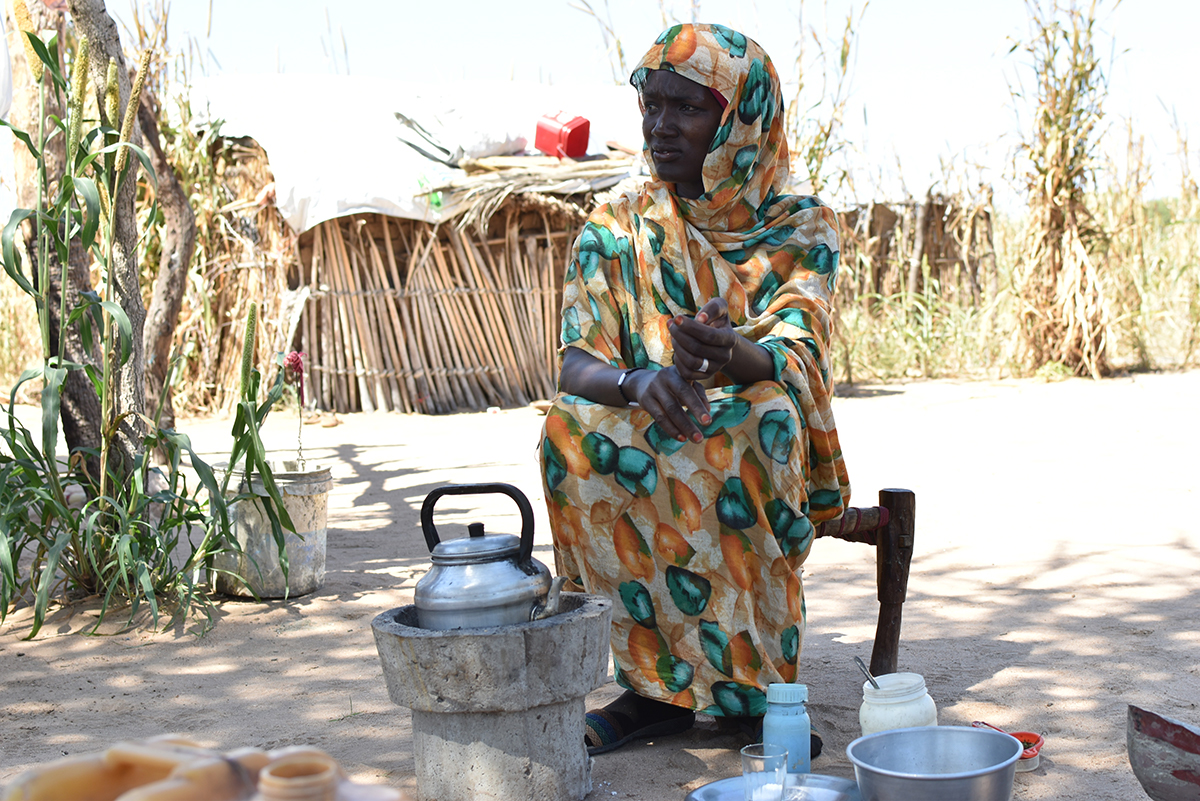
[
  {"x1": 128, "y1": 0, "x2": 1196, "y2": 207},
  {"x1": 4, "y1": 0, "x2": 1191, "y2": 212}
]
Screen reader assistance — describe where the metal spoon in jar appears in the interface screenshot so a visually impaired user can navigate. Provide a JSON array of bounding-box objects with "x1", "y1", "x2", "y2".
[{"x1": 854, "y1": 656, "x2": 880, "y2": 690}]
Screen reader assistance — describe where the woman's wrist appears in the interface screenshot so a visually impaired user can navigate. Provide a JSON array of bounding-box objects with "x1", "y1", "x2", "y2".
[
  {"x1": 720, "y1": 337, "x2": 774, "y2": 384},
  {"x1": 617, "y1": 367, "x2": 643, "y2": 406},
  {"x1": 627, "y1": 367, "x2": 661, "y2": 408}
]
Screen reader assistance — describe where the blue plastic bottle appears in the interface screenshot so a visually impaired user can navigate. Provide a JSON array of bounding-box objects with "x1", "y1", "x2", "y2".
[{"x1": 762, "y1": 682, "x2": 811, "y2": 774}]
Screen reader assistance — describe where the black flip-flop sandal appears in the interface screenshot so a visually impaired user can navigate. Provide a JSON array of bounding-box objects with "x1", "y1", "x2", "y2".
[{"x1": 585, "y1": 707, "x2": 696, "y2": 756}]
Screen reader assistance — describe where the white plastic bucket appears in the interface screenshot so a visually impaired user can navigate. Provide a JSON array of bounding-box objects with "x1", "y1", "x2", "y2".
[{"x1": 213, "y1": 461, "x2": 332, "y2": 598}]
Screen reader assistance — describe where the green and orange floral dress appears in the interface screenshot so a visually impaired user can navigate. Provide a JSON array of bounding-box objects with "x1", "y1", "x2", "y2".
[{"x1": 539, "y1": 23, "x2": 851, "y2": 718}]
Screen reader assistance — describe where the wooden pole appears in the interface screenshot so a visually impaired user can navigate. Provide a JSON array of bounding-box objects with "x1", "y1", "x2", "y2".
[
  {"x1": 528, "y1": 225, "x2": 559, "y2": 395},
  {"x1": 870, "y1": 488, "x2": 915, "y2": 677},
  {"x1": 511, "y1": 217, "x2": 554, "y2": 400},
  {"x1": 346, "y1": 233, "x2": 389, "y2": 410},
  {"x1": 986, "y1": 208, "x2": 998, "y2": 302},
  {"x1": 907, "y1": 192, "x2": 929, "y2": 296},
  {"x1": 421, "y1": 236, "x2": 483, "y2": 410},
  {"x1": 407, "y1": 235, "x2": 458, "y2": 412},
  {"x1": 343, "y1": 223, "x2": 386, "y2": 408},
  {"x1": 542, "y1": 213, "x2": 566, "y2": 392},
  {"x1": 450, "y1": 228, "x2": 528, "y2": 406},
  {"x1": 312, "y1": 227, "x2": 342, "y2": 411},
  {"x1": 442, "y1": 233, "x2": 518, "y2": 406},
  {"x1": 470, "y1": 231, "x2": 536, "y2": 404},
  {"x1": 323, "y1": 222, "x2": 360, "y2": 412},
  {"x1": 966, "y1": 209, "x2": 982, "y2": 306},
  {"x1": 524, "y1": 236, "x2": 550, "y2": 398},
  {"x1": 356, "y1": 233, "x2": 403, "y2": 411},
  {"x1": 505, "y1": 213, "x2": 541, "y2": 398},
  {"x1": 305, "y1": 237, "x2": 321, "y2": 412},
  {"x1": 408, "y1": 231, "x2": 451, "y2": 413},
  {"x1": 347, "y1": 220, "x2": 402, "y2": 410}
]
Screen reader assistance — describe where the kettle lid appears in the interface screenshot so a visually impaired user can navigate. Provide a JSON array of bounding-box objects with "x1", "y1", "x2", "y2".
[{"x1": 430, "y1": 522, "x2": 520, "y2": 564}]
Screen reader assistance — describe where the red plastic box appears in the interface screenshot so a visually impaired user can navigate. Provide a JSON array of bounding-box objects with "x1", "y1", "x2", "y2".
[{"x1": 535, "y1": 112, "x2": 590, "y2": 158}]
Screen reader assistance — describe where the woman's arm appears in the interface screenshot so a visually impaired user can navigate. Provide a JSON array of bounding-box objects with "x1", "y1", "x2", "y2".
[
  {"x1": 559, "y1": 347, "x2": 713, "y2": 443},
  {"x1": 558, "y1": 347, "x2": 635, "y2": 408}
]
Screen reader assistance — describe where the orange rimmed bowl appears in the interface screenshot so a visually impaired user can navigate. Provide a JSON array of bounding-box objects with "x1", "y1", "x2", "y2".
[{"x1": 972, "y1": 721, "x2": 1044, "y2": 771}]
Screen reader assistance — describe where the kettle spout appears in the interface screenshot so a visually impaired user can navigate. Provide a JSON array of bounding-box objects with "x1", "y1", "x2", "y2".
[{"x1": 530, "y1": 576, "x2": 569, "y2": 621}]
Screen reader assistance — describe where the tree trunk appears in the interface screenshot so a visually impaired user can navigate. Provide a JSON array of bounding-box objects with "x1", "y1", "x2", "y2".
[
  {"x1": 66, "y1": 0, "x2": 147, "y2": 468},
  {"x1": 139, "y1": 87, "x2": 196, "y2": 438},
  {"x1": 5, "y1": 1, "x2": 102, "y2": 476}
]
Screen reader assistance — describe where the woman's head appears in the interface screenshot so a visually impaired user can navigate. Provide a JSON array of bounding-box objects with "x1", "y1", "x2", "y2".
[{"x1": 631, "y1": 24, "x2": 789, "y2": 216}]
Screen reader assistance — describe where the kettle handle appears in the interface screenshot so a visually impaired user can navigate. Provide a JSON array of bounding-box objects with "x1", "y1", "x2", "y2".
[{"x1": 420, "y1": 483, "x2": 536, "y2": 564}]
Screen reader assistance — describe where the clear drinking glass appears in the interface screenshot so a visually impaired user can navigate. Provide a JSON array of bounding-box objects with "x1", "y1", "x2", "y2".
[{"x1": 741, "y1": 743, "x2": 787, "y2": 801}]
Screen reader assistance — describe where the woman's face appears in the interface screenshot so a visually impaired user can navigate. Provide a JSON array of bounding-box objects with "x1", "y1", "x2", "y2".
[{"x1": 641, "y1": 69, "x2": 725, "y2": 199}]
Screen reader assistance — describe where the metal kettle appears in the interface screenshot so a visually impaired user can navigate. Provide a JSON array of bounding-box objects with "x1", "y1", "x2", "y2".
[{"x1": 414, "y1": 483, "x2": 561, "y2": 630}]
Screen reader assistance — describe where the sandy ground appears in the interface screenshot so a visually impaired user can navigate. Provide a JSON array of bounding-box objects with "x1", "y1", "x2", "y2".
[{"x1": 1, "y1": 370, "x2": 1198, "y2": 800}]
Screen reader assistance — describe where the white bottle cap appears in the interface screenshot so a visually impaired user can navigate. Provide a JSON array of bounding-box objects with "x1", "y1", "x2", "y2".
[{"x1": 767, "y1": 683, "x2": 808, "y2": 704}]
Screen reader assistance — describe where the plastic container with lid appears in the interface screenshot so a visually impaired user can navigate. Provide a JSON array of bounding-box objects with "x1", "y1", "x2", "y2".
[
  {"x1": 255, "y1": 754, "x2": 401, "y2": 800},
  {"x1": 859, "y1": 672, "x2": 938, "y2": 736},
  {"x1": 762, "y1": 683, "x2": 811, "y2": 774},
  {"x1": 534, "y1": 112, "x2": 590, "y2": 158}
]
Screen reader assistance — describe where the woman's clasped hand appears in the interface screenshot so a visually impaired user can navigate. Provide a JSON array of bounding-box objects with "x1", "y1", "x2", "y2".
[
  {"x1": 669, "y1": 298, "x2": 737, "y2": 382},
  {"x1": 628, "y1": 298, "x2": 741, "y2": 444}
]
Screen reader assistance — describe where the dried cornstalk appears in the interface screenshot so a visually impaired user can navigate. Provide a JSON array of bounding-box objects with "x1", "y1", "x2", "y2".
[{"x1": 1012, "y1": 0, "x2": 1110, "y2": 378}]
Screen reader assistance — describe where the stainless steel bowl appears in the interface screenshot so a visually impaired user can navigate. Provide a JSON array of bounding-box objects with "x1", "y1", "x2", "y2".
[{"x1": 847, "y1": 726, "x2": 1022, "y2": 801}]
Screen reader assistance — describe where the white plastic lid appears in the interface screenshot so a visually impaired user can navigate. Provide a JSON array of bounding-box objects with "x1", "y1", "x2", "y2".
[
  {"x1": 767, "y1": 683, "x2": 808, "y2": 704},
  {"x1": 861, "y1": 672, "x2": 928, "y2": 703}
]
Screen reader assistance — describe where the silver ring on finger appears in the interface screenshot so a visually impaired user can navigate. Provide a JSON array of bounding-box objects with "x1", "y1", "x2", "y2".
[{"x1": 699, "y1": 357, "x2": 709, "y2": 373}]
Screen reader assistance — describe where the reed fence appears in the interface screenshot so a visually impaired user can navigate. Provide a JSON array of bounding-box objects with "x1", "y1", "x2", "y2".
[
  {"x1": 179, "y1": 186, "x2": 998, "y2": 415},
  {"x1": 294, "y1": 202, "x2": 582, "y2": 414},
  {"x1": 837, "y1": 190, "x2": 997, "y2": 307}
]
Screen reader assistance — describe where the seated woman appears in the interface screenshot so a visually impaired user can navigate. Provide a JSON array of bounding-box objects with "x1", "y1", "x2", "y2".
[{"x1": 539, "y1": 23, "x2": 851, "y2": 755}]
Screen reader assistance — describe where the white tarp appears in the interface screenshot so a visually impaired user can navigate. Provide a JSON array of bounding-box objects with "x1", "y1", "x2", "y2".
[{"x1": 189, "y1": 74, "x2": 643, "y2": 233}]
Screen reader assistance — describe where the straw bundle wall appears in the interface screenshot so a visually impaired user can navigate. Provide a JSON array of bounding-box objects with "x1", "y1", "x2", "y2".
[
  {"x1": 166, "y1": 136, "x2": 301, "y2": 413},
  {"x1": 161, "y1": 136, "x2": 1000, "y2": 415},
  {"x1": 837, "y1": 192, "x2": 997, "y2": 306},
  {"x1": 295, "y1": 203, "x2": 578, "y2": 414}
]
